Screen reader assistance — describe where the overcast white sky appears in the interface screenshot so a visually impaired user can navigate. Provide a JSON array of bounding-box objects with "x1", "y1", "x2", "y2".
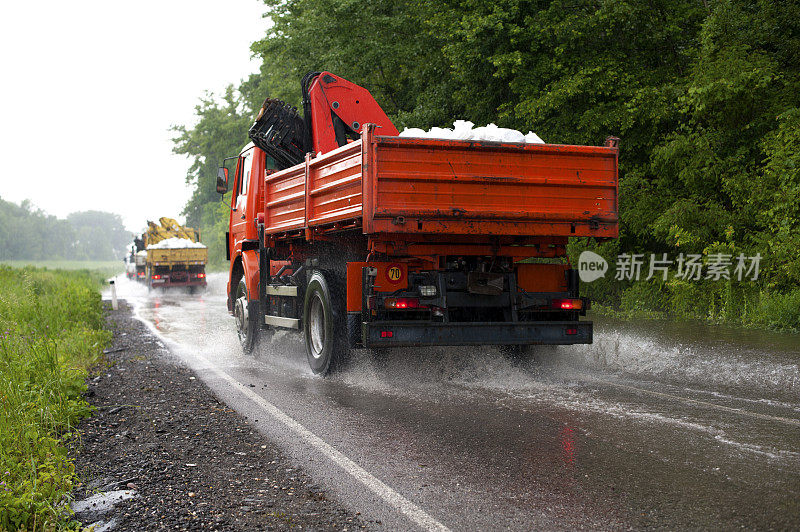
[{"x1": 0, "y1": 0, "x2": 267, "y2": 233}]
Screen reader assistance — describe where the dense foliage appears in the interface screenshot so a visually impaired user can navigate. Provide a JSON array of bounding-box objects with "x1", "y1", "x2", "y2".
[
  {"x1": 0, "y1": 198, "x2": 131, "y2": 261},
  {"x1": 173, "y1": 0, "x2": 800, "y2": 327},
  {"x1": 0, "y1": 266, "x2": 109, "y2": 529}
]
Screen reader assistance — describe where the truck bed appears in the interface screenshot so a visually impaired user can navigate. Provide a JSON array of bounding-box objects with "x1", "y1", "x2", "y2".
[
  {"x1": 263, "y1": 127, "x2": 618, "y2": 239},
  {"x1": 147, "y1": 247, "x2": 208, "y2": 267}
]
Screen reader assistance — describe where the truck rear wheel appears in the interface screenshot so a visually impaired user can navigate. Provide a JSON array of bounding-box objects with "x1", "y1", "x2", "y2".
[
  {"x1": 235, "y1": 278, "x2": 259, "y2": 354},
  {"x1": 303, "y1": 271, "x2": 348, "y2": 375}
]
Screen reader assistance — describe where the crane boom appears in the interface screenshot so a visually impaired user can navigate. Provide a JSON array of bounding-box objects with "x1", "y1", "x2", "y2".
[{"x1": 248, "y1": 71, "x2": 398, "y2": 169}]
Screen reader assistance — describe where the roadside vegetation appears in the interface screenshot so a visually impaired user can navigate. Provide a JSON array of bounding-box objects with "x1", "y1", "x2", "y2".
[
  {"x1": 172, "y1": 0, "x2": 799, "y2": 330},
  {"x1": 0, "y1": 266, "x2": 110, "y2": 530},
  {"x1": 571, "y1": 250, "x2": 800, "y2": 332}
]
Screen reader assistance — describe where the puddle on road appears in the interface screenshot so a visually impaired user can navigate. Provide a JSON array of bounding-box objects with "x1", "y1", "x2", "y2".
[{"x1": 71, "y1": 489, "x2": 136, "y2": 530}]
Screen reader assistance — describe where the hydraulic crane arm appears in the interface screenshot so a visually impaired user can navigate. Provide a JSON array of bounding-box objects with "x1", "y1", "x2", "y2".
[
  {"x1": 303, "y1": 71, "x2": 399, "y2": 154},
  {"x1": 249, "y1": 71, "x2": 398, "y2": 169}
]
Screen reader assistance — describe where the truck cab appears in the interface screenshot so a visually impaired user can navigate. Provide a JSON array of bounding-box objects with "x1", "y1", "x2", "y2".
[{"x1": 221, "y1": 143, "x2": 270, "y2": 321}]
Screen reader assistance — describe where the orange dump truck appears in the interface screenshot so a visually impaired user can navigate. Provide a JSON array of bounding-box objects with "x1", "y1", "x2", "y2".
[{"x1": 217, "y1": 72, "x2": 619, "y2": 374}]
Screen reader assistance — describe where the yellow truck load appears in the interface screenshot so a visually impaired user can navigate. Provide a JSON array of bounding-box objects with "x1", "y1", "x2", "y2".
[{"x1": 140, "y1": 217, "x2": 207, "y2": 290}]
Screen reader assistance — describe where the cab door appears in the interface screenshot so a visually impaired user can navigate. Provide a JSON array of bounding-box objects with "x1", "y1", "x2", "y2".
[{"x1": 230, "y1": 147, "x2": 255, "y2": 249}]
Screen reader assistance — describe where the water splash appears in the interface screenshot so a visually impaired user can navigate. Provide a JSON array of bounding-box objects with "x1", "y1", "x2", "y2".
[{"x1": 566, "y1": 331, "x2": 800, "y2": 397}]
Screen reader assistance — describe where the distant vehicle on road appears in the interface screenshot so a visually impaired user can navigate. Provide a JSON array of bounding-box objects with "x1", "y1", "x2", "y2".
[{"x1": 132, "y1": 217, "x2": 208, "y2": 291}]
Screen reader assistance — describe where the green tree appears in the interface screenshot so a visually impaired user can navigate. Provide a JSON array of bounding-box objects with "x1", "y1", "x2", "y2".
[
  {"x1": 250, "y1": 0, "x2": 460, "y2": 128},
  {"x1": 66, "y1": 211, "x2": 130, "y2": 260},
  {"x1": 0, "y1": 198, "x2": 75, "y2": 260},
  {"x1": 646, "y1": 0, "x2": 800, "y2": 263},
  {"x1": 0, "y1": 198, "x2": 127, "y2": 261},
  {"x1": 171, "y1": 86, "x2": 253, "y2": 228}
]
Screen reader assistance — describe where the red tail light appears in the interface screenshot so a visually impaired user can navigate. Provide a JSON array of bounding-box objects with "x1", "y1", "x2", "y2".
[
  {"x1": 565, "y1": 328, "x2": 578, "y2": 335},
  {"x1": 137, "y1": 272, "x2": 144, "y2": 277},
  {"x1": 384, "y1": 297, "x2": 423, "y2": 310},
  {"x1": 151, "y1": 275, "x2": 161, "y2": 280},
  {"x1": 380, "y1": 330, "x2": 394, "y2": 338},
  {"x1": 196, "y1": 273, "x2": 206, "y2": 278},
  {"x1": 552, "y1": 298, "x2": 582, "y2": 310}
]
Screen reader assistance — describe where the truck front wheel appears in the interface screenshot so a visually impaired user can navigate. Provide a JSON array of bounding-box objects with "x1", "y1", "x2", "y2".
[
  {"x1": 303, "y1": 271, "x2": 348, "y2": 375},
  {"x1": 235, "y1": 278, "x2": 259, "y2": 354}
]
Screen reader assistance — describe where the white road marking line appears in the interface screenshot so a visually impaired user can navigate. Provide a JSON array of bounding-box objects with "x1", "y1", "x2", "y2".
[
  {"x1": 130, "y1": 305, "x2": 446, "y2": 530},
  {"x1": 589, "y1": 378, "x2": 800, "y2": 427},
  {"x1": 204, "y1": 363, "x2": 451, "y2": 532}
]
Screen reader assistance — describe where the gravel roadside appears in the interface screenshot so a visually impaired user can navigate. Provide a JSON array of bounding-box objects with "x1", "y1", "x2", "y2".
[{"x1": 71, "y1": 300, "x2": 367, "y2": 530}]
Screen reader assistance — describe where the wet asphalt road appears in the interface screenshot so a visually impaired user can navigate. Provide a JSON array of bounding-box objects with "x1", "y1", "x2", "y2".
[{"x1": 109, "y1": 274, "x2": 800, "y2": 530}]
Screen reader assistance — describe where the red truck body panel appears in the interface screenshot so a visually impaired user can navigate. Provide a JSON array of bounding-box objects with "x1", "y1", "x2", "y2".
[{"x1": 262, "y1": 127, "x2": 618, "y2": 240}]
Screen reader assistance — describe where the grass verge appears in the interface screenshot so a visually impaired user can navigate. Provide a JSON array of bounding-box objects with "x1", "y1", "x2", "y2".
[
  {"x1": 585, "y1": 278, "x2": 800, "y2": 332},
  {"x1": 0, "y1": 266, "x2": 110, "y2": 530},
  {"x1": 567, "y1": 239, "x2": 800, "y2": 333},
  {"x1": 0, "y1": 260, "x2": 124, "y2": 279}
]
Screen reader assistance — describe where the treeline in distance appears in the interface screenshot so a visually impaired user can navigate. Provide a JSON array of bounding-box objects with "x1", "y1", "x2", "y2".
[{"x1": 0, "y1": 197, "x2": 131, "y2": 261}]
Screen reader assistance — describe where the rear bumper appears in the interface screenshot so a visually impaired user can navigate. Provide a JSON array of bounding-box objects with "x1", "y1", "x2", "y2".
[
  {"x1": 150, "y1": 279, "x2": 207, "y2": 288},
  {"x1": 361, "y1": 320, "x2": 592, "y2": 348}
]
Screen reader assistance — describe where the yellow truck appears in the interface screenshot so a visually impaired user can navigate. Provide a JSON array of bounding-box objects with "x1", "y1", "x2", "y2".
[{"x1": 139, "y1": 217, "x2": 208, "y2": 290}]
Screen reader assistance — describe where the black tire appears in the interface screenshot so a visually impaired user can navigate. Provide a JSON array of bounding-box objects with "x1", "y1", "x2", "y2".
[
  {"x1": 234, "y1": 278, "x2": 259, "y2": 354},
  {"x1": 303, "y1": 271, "x2": 349, "y2": 375}
]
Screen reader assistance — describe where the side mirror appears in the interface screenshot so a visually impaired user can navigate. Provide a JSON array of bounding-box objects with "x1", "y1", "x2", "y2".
[{"x1": 216, "y1": 167, "x2": 229, "y2": 194}]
